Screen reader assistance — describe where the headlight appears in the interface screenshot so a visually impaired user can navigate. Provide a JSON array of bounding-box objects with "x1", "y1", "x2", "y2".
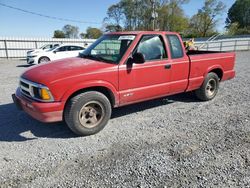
[
  {"x1": 33, "y1": 86, "x2": 54, "y2": 101},
  {"x1": 19, "y1": 78, "x2": 54, "y2": 102}
]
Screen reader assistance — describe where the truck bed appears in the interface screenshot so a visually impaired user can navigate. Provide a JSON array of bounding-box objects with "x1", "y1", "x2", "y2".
[{"x1": 186, "y1": 50, "x2": 236, "y2": 92}]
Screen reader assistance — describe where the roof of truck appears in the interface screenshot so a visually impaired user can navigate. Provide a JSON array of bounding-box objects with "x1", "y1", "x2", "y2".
[{"x1": 107, "y1": 31, "x2": 179, "y2": 35}]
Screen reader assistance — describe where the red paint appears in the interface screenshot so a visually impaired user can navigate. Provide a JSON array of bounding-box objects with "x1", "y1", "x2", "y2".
[{"x1": 14, "y1": 31, "x2": 235, "y2": 123}]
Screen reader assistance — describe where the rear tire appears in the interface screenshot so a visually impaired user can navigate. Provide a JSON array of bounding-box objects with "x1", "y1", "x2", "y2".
[
  {"x1": 64, "y1": 91, "x2": 112, "y2": 136},
  {"x1": 195, "y1": 72, "x2": 219, "y2": 101},
  {"x1": 38, "y1": 56, "x2": 50, "y2": 64}
]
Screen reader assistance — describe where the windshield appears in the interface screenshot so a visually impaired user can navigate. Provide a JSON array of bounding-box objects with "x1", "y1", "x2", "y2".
[
  {"x1": 39, "y1": 44, "x2": 48, "y2": 49},
  {"x1": 80, "y1": 34, "x2": 135, "y2": 64},
  {"x1": 47, "y1": 46, "x2": 58, "y2": 52}
]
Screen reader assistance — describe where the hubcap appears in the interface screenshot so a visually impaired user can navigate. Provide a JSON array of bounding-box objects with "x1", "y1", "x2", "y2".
[
  {"x1": 78, "y1": 101, "x2": 104, "y2": 128},
  {"x1": 206, "y1": 79, "x2": 217, "y2": 97},
  {"x1": 40, "y1": 58, "x2": 49, "y2": 63}
]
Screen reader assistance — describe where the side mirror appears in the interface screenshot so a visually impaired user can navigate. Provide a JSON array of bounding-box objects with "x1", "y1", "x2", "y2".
[
  {"x1": 132, "y1": 52, "x2": 145, "y2": 64},
  {"x1": 53, "y1": 51, "x2": 57, "y2": 54}
]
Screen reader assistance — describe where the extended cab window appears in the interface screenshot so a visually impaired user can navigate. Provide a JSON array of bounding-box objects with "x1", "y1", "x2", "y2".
[
  {"x1": 135, "y1": 35, "x2": 167, "y2": 61},
  {"x1": 167, "y1": 35, "x2": 184, "y2": 59},
  {"x1": 56, "y1": 46, "x2": 67, "y2": 52}
]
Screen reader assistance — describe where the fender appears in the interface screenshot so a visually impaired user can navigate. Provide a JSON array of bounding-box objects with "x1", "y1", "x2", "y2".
[
  {"x1": 61, "y1": 80, "x2": 119, "y2": 106},
  {"x1": 186, "y1": 64, "x2": 224, "y2": 92},
  {"x1": 204, "y1": 64, "x2": 224, "y2": 78}
]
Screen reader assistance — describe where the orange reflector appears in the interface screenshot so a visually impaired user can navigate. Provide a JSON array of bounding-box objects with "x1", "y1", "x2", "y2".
[{"x1": 40, "y1": 88, "x2": 51, "y2": 100}]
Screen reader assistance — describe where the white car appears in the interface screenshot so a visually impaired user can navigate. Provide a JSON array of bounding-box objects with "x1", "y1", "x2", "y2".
[
  {"x1": 27, "y1": 44, "x2": 85, "y2": 64},
  {"x1": 27, "y1": 44, "x2": 60, "y2": 56}
]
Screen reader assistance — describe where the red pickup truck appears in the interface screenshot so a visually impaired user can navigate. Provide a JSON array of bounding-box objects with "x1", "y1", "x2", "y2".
[{"x1": 13, "y1": 31, "x2": 235, "y2": 136}]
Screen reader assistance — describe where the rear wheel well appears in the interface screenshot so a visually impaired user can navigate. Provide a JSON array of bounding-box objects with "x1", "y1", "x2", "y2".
[
  {"x1": 209, "y1": 68, "x2": 223, "y2": 81},
  {"x1": 64, "y1": 86, "x2": 116, "y2": 109}
]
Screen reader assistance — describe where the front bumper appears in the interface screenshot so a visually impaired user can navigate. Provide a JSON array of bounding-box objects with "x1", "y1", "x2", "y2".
[
  {"x1": 13, "y1": 88, "x2": 64, "y2": 123},
  {"x1": 27, "y1": 56, "x2": 38, "y2": 64}
]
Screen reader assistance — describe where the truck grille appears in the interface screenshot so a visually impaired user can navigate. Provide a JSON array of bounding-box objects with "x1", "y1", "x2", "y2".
[{"x1": 20, "y1": 78, "x2": 35, "y2": 98}]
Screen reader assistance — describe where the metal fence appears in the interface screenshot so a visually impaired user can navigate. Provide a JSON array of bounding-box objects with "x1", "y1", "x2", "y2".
[
  {"x1": 0, "y1": 37, "x2": 96, "y2": 58},
  {"x1": 196, "y1": 38, "x2": 250, "y2": 51},
  {"x1": 0, "y1": 36, "x2": 250, "y2": 59}
]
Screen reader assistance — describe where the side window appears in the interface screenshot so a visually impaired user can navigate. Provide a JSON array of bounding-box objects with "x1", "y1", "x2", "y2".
[
  {"x1": 56, "y1": 46, "x2": 67, "y2": 52},
  {"x1": 69, "y1": 46, "x2": 84, "y2": 51},
  {"x1": 167, "y1": 35, "x2": 184, "y2": 59},
  {"x1": 135, "y1": 35, "x2": 167, "y2": 61}
]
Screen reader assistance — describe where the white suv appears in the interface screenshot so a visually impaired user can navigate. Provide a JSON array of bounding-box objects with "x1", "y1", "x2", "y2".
[{"x1": 27, "y1": 44, "x2": 85, "y2": 64}]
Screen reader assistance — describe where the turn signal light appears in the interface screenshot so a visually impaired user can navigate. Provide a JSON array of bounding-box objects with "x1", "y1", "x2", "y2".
[{"x1": 40, "y1": 88, "x2": 51, "y2": 100}]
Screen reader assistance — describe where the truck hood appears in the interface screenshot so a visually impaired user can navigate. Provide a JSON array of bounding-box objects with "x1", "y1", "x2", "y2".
[{"x1": 22, "y1": 57, "x2": 117, "y2": 85}]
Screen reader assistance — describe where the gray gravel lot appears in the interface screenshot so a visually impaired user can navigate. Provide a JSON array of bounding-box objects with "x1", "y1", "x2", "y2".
[{"x1": 0, "y1": 52, "x2": 250, "y2": 187}]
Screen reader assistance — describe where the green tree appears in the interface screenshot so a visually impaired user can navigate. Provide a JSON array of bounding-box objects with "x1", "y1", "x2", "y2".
[
  {"x1": 105, "y1": 24, "x2": 123, "y2": 32},
  {"x1": 105, "y1": 0, "x2": 189, "y2": 31},
  {"x1": 106, "y1": 4, "x2": 123, "y2": 26},
  {"x1": 85, "y1": 27, "x2": 103, "y2": 39},
  {"x1": 104, "y1": 3, "x2": 124, "y2": 32},
  {"x1": 188, "y1": 0, "x2": 225, "y2": 37},
  {"x1": 226, "y1": 0, "x2": 250, "y2": 35},
  {"x1": 157, "y1": 0, "x2": 189, "y2": 32},
  {"x1": 79, "y1": 32, "x2": 87, "y2": 39},
  {"x1": 53, "y1": 30, "x2": 65, "y2": 38},
  {"x1": 62, "y1": 24, "x2": 79, "y2": 38}
]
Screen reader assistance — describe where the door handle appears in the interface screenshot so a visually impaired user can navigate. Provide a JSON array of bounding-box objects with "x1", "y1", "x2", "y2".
[{"x1": 164, "y1": 64, "x2": 171, "y2": 69}]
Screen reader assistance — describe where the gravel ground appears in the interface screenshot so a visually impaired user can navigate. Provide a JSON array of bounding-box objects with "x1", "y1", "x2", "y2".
[{"x1": 0, "y1": 52, "x2": 250, "y2": 187}]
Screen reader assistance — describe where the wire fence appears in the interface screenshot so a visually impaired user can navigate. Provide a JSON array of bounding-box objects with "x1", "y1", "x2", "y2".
[
  {"x1": 0, "y1": 36, "x2": 250, "y2": 59},
  {"x1": 0, "y1": 37, "x2": 95, "y2": 58}
]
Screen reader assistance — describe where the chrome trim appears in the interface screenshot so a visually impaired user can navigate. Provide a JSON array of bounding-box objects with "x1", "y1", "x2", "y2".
[{"x1": 19, "y1": 78, "x2": 54, "y2": 102}]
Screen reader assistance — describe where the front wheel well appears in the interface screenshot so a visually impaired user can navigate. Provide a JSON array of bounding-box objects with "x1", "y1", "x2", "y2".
[
  {"x1": 209, "y1": 68, "x2": 223, "y2": 81},
  {"x1": 38, "y1": 56, "x2": 50, "y2": 63},
  {"x1": 64, "y1": 86, "x2": 116, "y2": 109}
]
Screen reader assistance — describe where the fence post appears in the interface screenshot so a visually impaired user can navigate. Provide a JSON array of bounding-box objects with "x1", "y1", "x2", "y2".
[
  {"x1": 248, "y1": 40, "x2": 250, "y2": 51},
  {"x1": 207, "y1": 43, "x2": 209, "y2": 51},
  {"x1": 234, "y1": 40, "x2": 237, "y2": 51},
  {"x1": 4, "y1": 40, "x2": 8, "y2": 59},
  {"x1": 220, "y1": 41, "x2": 222, "y2": 51},
  {"x1": 35, "y1": 41, "x2": 38, "y2": 49}
]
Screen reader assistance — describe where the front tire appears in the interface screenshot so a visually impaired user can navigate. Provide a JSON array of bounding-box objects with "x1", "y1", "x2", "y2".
[
  {"x1": 38, "y1": 56, "x2": 50, "y2": 64},
  {"x1": 64, "y1": 91, "x2": 112, "y2": 136},
  {"x1": 195, "y1": 72, "x2": 219, "y2": 101}
]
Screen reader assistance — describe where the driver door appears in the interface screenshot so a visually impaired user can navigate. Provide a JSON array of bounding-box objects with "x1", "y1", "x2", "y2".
[
  {"x1": 118, "y1": 35, "x2": 172, "y2": 105},
  {"x1": 52, "y1": 46, "x2": 70, "y2": 60}
]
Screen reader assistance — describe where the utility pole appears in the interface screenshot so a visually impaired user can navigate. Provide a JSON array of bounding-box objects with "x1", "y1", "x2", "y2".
[{"x1": 151, "y1": 0, "x2": 157, "y2": 30}]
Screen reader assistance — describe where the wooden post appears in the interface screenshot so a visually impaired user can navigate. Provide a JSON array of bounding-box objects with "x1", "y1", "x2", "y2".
[{"x1": 4, "y1": 40, "x2": 8, "y2": 59}]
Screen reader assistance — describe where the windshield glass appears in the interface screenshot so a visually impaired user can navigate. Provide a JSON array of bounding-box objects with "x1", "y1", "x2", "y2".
[
  {"x1": 39, "y1": 44, "x2": 48, "y2": 49},
  {"x1": 47, "y1": 46, "x2": 58, "y2": 52},
  {"x1": 80, "y1": 34, "x2": 135, "y2": 64}
]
